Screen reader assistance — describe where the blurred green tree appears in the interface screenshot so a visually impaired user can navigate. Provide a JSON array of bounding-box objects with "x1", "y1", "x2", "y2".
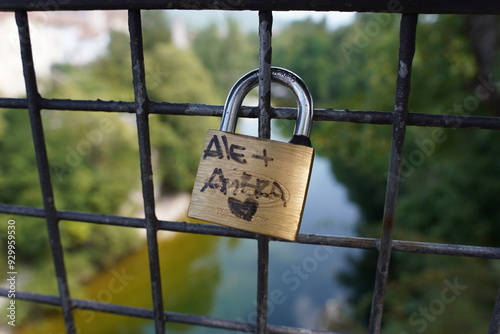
[
  {"x1": 145, "y1": 43, "x2": 220, "y2": 192},
  {"x1": 272, "y1": 13, "x2": 500, "y2": 333},
  {"x1": 193, "y1": 17, "x2": 259, "y2": 99},
  {"x1": 0, "y1": 10, "x2": 220, "y2": 318}
]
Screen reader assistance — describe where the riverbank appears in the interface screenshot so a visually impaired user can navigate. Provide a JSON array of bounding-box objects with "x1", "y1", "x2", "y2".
[{"x1": 130, "y1": 192, "x2": 191, "y2": 240}]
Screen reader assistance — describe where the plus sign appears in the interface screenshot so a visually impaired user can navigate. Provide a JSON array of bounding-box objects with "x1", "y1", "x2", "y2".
[{"x1": 252, "y1": 149, "x2": 274, "y2": 167}]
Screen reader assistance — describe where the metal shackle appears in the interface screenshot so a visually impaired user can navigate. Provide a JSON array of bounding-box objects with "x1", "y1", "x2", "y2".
[{"x1": 220, "y1": 67, "x2": 313, "y2": 142}]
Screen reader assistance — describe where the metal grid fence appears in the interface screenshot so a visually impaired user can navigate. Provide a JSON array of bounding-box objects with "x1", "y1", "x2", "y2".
[{"x1": 0, "y1": 1, "x2": 500, "y2": 334}]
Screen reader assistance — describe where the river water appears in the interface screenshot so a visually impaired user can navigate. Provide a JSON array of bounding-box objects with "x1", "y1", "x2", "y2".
[{"x1": 15, "y1": 119, "x2": 361, "y2": 334}]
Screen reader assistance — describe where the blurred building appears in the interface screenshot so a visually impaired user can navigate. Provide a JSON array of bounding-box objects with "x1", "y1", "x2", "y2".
[{"x1": 0, "y1": 11, "x2": 128, "y2": 96}]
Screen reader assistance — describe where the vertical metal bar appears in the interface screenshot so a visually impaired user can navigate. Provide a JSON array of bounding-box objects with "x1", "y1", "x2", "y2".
[
  {"x1": 368, "y1": 14, "x2": 418, "y2": 334},
  {"x1": 258, "y1": 10, "x2": 273, "y2": 139},
  {"x1": 489, "y1": 288, "x2": 500, "y2": 334},
  {"x1": 256, "y1": 10, "x2": 273, "y2": 334},
  {"x1": 128, "y1": 10, "x2": 165, "y2": 334},
  {"x1": 256, "y1": 235, "x2": 269, "y2": 334},
  {"x1": 14, "y1": 11, "x2": 76, "y2": 334}
]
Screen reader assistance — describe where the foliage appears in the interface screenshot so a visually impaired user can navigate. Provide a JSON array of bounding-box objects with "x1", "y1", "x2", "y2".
[
  {"x1": 50, "y1": 18, "x2": 220, "y2": 195},
  {"x1": 145, "y1": 43, "x2": 220, "y2": 192},
  {"x1": 0, "y1": 106, "x2": 140, "y2": 267},
  {"x1": 142, "y1": 10, "x2": 172, "y2": 51},
  {"x1": 0, "y1": 11, "x2": 220, "y2": 328},
  {"x1": 271, "y1": 13, "x2": 500, "y2": 333},
  {"x1": 273, "y1": 15, "x2": 399, "y2": 224},
  {"x1": 193, "y1": 17, "x2": 259, "y2": 100}
]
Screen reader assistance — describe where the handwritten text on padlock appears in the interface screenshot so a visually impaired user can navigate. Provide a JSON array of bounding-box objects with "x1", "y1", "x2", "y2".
[
  {"x1": 199, "y1": 133, "x2": 290, "y2": 222},
  {"x1": 202, "y1": 134, "x2": 275, "y2": 167}
]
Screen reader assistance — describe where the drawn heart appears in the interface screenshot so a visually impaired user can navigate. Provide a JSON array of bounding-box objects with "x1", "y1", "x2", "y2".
[{"x1": 228, "y1": 197, "x2": 259, "y2": 222}]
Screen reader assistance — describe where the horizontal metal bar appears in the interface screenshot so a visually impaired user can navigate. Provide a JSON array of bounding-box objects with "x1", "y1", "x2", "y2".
[
  {"x1": 0, "y1": 0, "x2": 499, "y2": 14},
  {"x1": 1, "y1": 203, "x2": 499, "y2": 259},
  {"x1": 1, "y1": 97, "x2": 500, "y2": 129},
  {"x1": 391, "y1": 239, "x2": 500, "y2": 258},
  {"x1": 406, "y1": 112, "x2": 500, "y2": 129},
  {"x1": 0, "y1": 289, "x2": 337, "y2": 334},
  {"x1": 0, "y1": 203, "x2": 146, "y2": 228},
  {"x1": 0, "y1": 203, "x2": 46, "y2": 218},
  {"x1": 297, "y1": 234, "x2": 500, "y2": 259}
]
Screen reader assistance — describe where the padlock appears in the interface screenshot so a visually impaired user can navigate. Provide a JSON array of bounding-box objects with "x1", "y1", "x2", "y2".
[{"x1": 188, "y1": 67, "x2": 314, "y2": 241}]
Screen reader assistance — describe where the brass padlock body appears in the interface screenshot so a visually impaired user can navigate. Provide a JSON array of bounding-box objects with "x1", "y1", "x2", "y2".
[
  {"x1": 188, "y1": 67, "x2": 314, "y2": 241},
  {"x1": 188, "y1": 129, "x2": 313, "y2": 241}
]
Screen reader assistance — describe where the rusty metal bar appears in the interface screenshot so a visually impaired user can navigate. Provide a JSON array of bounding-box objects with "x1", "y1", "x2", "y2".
[
  {"x1": 490, "y1": 288, "x2": 500, "y2": 334},
  {"x1": 3, "y1": 97, "x2": 500, "y2": 130},
  {"x1": 128, "y1": 9, "x2": 165, "y2": 333},
  {"x1": 257, "y1": 235, "x2": 270, "y2": 334},
  {"x1": 3, "y1": 204, "x2": 499, "y2": 260},
  {"x1": 0, "y1": 289, "x2": 340, "y2": 334},
  {"x1": 258, "y1": 10, "x2": 273, "y2": 139},
  {"x1": 1, "y1": 0, "x2": 500, "y2": 14},
  {"x1": 256, "y1": 10, "x2": 274, "y2": 334},
  {"x1": 368, "y1": 13, "x2": 418, "y2": 333},
  {"x1": 14, "y1": 10, "x2": 76, "y2": 334}
]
